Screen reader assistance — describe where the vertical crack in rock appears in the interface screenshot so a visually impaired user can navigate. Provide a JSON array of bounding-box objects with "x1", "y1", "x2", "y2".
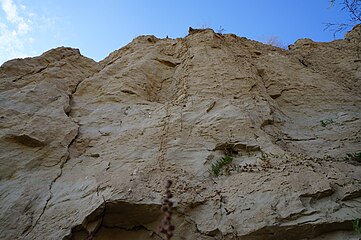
[
  {"x1": 24, "y1": 126, "x2": 80, "y2": 238},
  {"x1": 157, "y1": 103, "x2": 171, "y2": 168},
  {"x1": 65, "y1": 75, "x2": 85, "y2": 117},
  {"x1": 23, "y1": 69, "x2": 93, "y2": 237}
]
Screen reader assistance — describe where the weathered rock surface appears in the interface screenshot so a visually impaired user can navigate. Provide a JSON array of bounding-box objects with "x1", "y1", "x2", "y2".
[{"x1": 0, "y1": 25, "x2": 360, "y2": 240}]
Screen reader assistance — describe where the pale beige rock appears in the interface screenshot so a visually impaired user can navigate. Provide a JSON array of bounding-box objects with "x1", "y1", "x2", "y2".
[
  {"x1": 0, "y1": 26, "x2": 360, "y2": 240},
  {"x1": 0, "y1": 47, "x2": 100, "y2": 239}
]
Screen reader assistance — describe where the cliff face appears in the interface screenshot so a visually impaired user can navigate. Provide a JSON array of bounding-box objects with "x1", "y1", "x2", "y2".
[{"x1": 0, "y1": 25, "x2": 360, "y2": 240}]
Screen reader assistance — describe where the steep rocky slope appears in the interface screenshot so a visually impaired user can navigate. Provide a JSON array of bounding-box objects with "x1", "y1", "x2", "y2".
[{"x1": 0, "y1": 25, "x2": 360, "y2": 240}]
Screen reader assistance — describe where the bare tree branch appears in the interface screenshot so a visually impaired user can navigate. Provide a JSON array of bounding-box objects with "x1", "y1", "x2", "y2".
[
  {"x1": 343, "y1": 0, "x2": 361, "y2": 22},
  {"x1": 326, "y1": 0, "x2": 361, "y2": 37}
]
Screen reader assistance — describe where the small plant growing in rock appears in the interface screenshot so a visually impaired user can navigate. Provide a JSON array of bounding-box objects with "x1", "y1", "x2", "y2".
[
  {"x1": 158, "y1": 180, "x2": 175, "y2": 239},
  {"x1": 320, "y1": 119, "x2": 335, "y2": 127},
  {"x1": 217, "y1": 26, "x2": 225, "y2": 34},
  {"x1": 264, "y1": 36, "x2": 287, "y2": 49},
  {"x1": 353, "y1": 218, "x2": 361, "y2": 235},
  {"x1": 259, "y1": 152, "x2": 268, "y2": 161},
  {"x1": 209, "y1": 154, "x2": 234, "y2": 177},
  {"x1": 344, "y1": 152, "x2": 361, "y2": 163},
  {"x1": 258, "y1": 152, "x2": 272, "y2": 170}
]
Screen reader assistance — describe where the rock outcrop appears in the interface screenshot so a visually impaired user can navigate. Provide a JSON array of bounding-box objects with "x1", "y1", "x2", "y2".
[{"x1": 0, "y1": 25, "x2": 360, "y2": 240}]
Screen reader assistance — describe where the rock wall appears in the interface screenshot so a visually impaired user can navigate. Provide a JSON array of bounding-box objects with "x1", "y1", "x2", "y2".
[{"x1": 0, "y1": 25, "x2": 360, "y2": 240}]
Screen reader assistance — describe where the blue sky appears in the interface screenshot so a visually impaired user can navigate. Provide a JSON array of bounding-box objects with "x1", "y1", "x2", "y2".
[{"x1": 0, "y1": 0, "x2": 353, "y2": 64}]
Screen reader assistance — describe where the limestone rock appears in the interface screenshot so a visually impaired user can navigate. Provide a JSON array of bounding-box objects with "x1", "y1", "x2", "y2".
[
  {"x1": 0, "y1": 26, "x2": 360, "y2": 240},
  {"x1": 0, "y1": 47, "x2": 100, "y2": 239}
]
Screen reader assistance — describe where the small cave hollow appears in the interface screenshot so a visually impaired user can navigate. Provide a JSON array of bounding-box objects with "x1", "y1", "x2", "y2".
[{"x1": 68, "y1": 200, "x2": 163, "y2": 240}]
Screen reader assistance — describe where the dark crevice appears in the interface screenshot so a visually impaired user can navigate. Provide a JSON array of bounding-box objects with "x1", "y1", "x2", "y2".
[
  {"x1": 181, "y1": 216, "x2": 220, "y2": 238},
  {"x1": 261, "y1": 119, "x2": 274, "y2": 128},
  {"x1": 270, "y1": 93, "x2": 282, "y2": 99},
  {"x1": 341, "y1": 189, "x2": 361, "y2": 201},
  {"x1": 121, "y1": 89, "x2": 136, "y2": 95},
  {"x1": 300, "y1": 188, "x2": 335, "y2": 200},
  {"x1": 283, "y1": 137, "x2": 317, "y2": 141},
  {"x1": 155, "y1": 58, "x2": 180, "y2": 68},
  {"x1": 100, "y1": 224, "x2": 162, "y2": 239},
  {"x1": 270, "y1": 87, "x2": 298, "y2": 100},
  {"x1": 12, "y1": 65, "x2": 49, "y2": 83},
  {"x1": 299, "y1": 58, "x2": 308, "y2": 67},
  {"x1": 5, "y1": 134, "x2": 46, "y2": 147},
  {"x1": 66, "y1": 77, "x2": 86, "y2": 117}
]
